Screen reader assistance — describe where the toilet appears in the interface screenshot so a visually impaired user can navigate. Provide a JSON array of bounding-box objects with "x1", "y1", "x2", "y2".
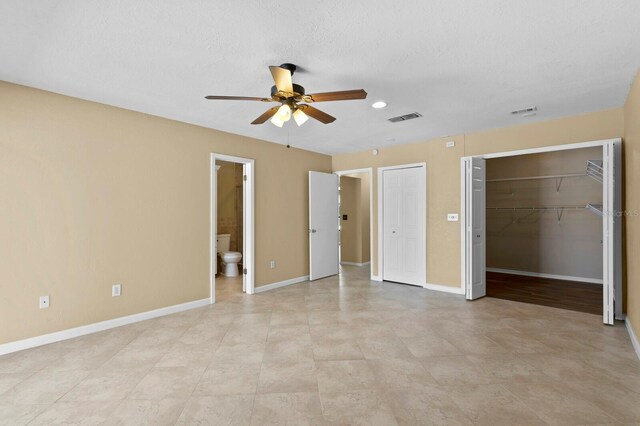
[{"x1": 216, "y1": 234, "x2": 242, "y2": 277}]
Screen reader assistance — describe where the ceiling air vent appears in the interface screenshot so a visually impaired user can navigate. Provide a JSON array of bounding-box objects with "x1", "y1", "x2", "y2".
[
  {"x1": 511, "y1": 106, "x2": 538, "y2": 117},
  {"x1": 388, "y1": 112, "x2": 422, "y2": 123}
]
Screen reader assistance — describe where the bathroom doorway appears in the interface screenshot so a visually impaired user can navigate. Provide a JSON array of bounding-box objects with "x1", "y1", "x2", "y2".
[
  {"x1": 210, "y1": 154, "x2": 255, "y2": 303},
  {"x1": 335, "y1": 168, "x2": 374, "y2": 279}
]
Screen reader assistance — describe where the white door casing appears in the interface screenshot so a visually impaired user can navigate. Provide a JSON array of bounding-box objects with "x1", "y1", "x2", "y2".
[
  {"x1": 381, "y1": 166, "x2": 426, "y2": 286},
  {"x1": 464, "y1": 157, "x2": 486, "y2": 300},
  {"x1": 309, "y1": 171, "x2": 339, "y2": 281},
  {"x1": 210, "y1": 153, "x2": 255, "y2": 303},
  {"x1": 460, "y1": 139, "x2": 622, "y2": 324},
  {"x1": 242, "y1": 163, "x2": 247, "y2": 293}
]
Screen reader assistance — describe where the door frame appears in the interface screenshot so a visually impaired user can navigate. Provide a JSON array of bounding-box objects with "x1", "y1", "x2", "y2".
[
  {"x1": 378, "y1": 163, "x2": 428, "y2": 286},
  {"x1": 335, "y1": 168, "x2": 374, "y2": 280},
  {"x1": 460, "y1": 138, "x2": 622, "y2": 322},
  {"x1": 210, "y1": 153, "x2": 255, "y2": 303}
]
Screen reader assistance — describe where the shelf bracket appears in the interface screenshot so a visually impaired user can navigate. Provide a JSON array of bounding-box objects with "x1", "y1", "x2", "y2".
[
  {"x1": 555, "y1": 177, "x2": 564, "y2": 193},
  {"x1": 556, "y1": 207, "x2": 564, "y2": 223}
]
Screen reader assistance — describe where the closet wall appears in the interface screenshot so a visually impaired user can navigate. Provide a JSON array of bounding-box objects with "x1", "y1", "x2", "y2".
[{"x1": 486, "y1": 147, "x2": 603, "y2": 281}]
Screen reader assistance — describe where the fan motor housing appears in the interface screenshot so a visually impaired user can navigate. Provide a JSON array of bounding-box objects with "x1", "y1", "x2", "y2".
[{"x1": 271, "y1": 83, "x2": 305, "y2": 100}]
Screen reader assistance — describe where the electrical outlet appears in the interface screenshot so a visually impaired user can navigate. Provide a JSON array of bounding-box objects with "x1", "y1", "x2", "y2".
[
  {"x1": 112, "y1": 284, "x2": 122, "y2": 297},
  {"x1": 446, "y1": 141, "x2": 455, "y2": 148},
  {"x1": 447, "y1": 213, "x2": 459, "y2": 222},
  {"x1": 270, "y1": 260, "x2": 276, "y2": 269},
  {"x1": 39, "y1": 296, "x2": 49, "y2": 309}
]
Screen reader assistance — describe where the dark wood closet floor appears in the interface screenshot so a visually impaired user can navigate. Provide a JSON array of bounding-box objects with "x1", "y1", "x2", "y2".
[{"x1": 486, "y1": 272, "x2": 602, "y2": 315}]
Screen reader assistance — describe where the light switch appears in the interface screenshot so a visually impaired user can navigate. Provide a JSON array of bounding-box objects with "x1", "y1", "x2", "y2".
[{"x1": 447, "y1": 213, "x2": 459, "y2": 222}]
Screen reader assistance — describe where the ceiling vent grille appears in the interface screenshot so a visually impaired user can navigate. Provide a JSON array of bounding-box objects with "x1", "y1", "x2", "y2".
[
  {"x1": 511, "y1": 106, "x2": 538, "y2": 116},
  {"x1": 388, "y1": 112, "x2": 422, "y2": 123}
]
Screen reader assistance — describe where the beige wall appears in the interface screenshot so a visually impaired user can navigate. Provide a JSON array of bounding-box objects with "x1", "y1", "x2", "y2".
[
  {"x1": 339, "y1": 176, "x2": 362, "y2": 263},
  {"x1": 486, "y1": 147, "x2": 603, "y2": 279},
  {"x1": 0, "y1": 81, "x2": 331, "y2": 344},
  {"x1": 624, "y1": 70, "x2": 640, "y2": 336},
  {"x1": 332, "y1": 108, "x2": 623, "y2": 287}
]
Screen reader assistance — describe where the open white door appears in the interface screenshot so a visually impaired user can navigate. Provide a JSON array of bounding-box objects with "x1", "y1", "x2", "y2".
[
  {"x1": 464, "y1": 157, "x2": 486, "y2": 300},
  {"x1": 602, "y1": 141, "x2": 622, "y2": 324},
  {"x1": 309, "y1": 171, "x2": 339, "y2": 281},
  {"x1": 382, "y1": 166, "x2": 426, "y2": 286}
]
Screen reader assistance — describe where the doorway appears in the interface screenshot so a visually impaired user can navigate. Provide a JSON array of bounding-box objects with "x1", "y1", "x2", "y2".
[
  {"x1": 461, "y1": 139, "x2": 622, "y2": 324},
  {"x1": 378, "y1": 163, "x2": 427, "y2": 287},
  {"x1": 210, "y1": 153, "x2": 254, "y2": 302},
  {"x1": 336, "y1": 169, "x2": 374, "y2": 279}
]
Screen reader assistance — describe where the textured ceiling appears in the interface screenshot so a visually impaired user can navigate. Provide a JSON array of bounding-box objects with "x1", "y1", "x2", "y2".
[{"x1": 1, "y1": 1, "x2": 639, "y2": 155}]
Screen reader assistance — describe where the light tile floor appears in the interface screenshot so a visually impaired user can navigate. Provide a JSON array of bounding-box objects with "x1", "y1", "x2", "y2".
[{"x1": 1, "y1": 266, "x2": 639, "y2": 425}]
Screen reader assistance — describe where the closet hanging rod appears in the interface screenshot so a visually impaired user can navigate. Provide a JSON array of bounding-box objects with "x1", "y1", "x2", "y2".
[
  {"x1": 486, "y1": 206, "x2": 587, "y2": 211},
  {"x1": 487, "y1": 173, "x2": 586, "y2": 183}
]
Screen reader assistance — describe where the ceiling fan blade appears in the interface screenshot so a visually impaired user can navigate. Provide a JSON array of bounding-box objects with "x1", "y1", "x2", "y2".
[
  {"x1": 304, "y1": 89, "x2": 367, "y2": 103},
  {"x1": 298, "y1": 105, "x2": 336, "y2": 124},
  {"x1": 205, "y1": 95, "x2": 272, "y2": 102},
  {"x1": 269, "y1": 66, "x2": 294, "y2": 94},
  {"x1": 251, "y1": 106, "x2": 280, "y2": 125}
]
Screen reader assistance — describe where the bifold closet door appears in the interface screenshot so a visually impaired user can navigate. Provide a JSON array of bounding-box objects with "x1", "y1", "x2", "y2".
[
  {"x1": 602, "y1": 141, "x2": 622, "y2": 325},
  {"x1": 382, "y1": 166, "x2": 426, "y2": 286},
  {"x1": 309, "y1": 171, "x2": 339, "y2": 281},
  {"x1": 464, "y1": 157, "x2": 486, "y2": 300}
]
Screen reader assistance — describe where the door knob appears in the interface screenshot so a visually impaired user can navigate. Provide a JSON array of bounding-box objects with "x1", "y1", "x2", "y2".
[{"x1": 310, "y1": 229, "x2": 317, "y2": 233}]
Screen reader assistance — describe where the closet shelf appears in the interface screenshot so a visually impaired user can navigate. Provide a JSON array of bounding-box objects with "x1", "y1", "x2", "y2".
[
  {"x1": 487, "y1": 205, "x2": 594, "y2": 223},
  {"x1": 487, "y1": 173, "x2": 585, "y2": 183},
  {"x1": 487, "y1": 160, "x2": 604, "y2": 193}
]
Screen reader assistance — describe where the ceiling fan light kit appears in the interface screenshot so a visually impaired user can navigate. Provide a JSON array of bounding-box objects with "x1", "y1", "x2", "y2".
[
  {"x1": 293, "y1": 108, "x2": 309, "y2": 126},
  {"x1": 270, "y1": 114, "x2": 285, "y2": 128},
  {"x1": 205, "y1": 63, "x2": 367, "y2": 127}
]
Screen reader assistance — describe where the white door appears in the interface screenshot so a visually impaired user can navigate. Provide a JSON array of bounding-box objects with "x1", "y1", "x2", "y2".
[
  {"x1": 309, "y1": 171, "x2": 339, "y2": 280},
  {"x1": 464, "y1": 157, "x2": 486, "y2": 300},
  {"x1": 602, "y1": 141, "x2": 622, "y2": 324},
  {"x1": 382, "y1": 166, "x2": 426, "y2": 286}
]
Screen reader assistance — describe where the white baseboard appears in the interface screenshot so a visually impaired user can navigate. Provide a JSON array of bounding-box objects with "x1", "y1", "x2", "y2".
[
  {"x1": 254, "y1": 275, "x2": 309, "y2": 293},
  {"x1": 423, "y1": 282, "x2": 465, "y2": 295},
  {"x1": 486, "y1": 268, "x2": 603, "y2": 284},
  {"x1": 0, "y1": 298, "x2": 210, "y2": 356},
  {"x1": 340, "y1": 261, "x2": 371, "y2": 267},
  {"x1": 626, "y1": 319, "x2": 640, "y2": 361},
  {"x1": 371, "y1": 275, "x2": 382, "y2": 282}
]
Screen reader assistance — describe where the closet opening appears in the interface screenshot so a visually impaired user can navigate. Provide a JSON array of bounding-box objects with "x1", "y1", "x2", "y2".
[
  {"x1": 485, "y1": 147, "x2": 604, "y2": 315},
  {"x1": 461, "y1": 139, "x2": 622, "y2": 325}
]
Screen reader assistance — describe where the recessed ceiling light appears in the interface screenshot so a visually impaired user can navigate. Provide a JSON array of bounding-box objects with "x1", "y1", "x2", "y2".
[{"x1": 372, "y1": 101, "x2": 387, "y2": 109}]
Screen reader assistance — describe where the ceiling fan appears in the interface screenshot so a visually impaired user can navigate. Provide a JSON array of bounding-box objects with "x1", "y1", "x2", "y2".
[{"x1": 205, "y1": 63, "x2": 367, "y2": 127}]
